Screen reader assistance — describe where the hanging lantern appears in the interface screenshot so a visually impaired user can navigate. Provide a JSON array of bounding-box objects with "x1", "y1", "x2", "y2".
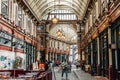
[{"x1": 52, "y1": 16, "x2": 58, "y2": 24}]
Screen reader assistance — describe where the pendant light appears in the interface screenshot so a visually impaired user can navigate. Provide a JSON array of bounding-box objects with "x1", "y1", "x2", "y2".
[
  {"x1": 52, "y1": 16, "x2": 58, "y2": 24},
  {"x1": 52, "y1": 0, "x2": 58, "y2": 24}
]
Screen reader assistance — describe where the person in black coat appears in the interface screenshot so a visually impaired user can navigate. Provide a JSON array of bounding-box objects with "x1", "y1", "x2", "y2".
[{"x1": 45, "y1": 60, "x2": 49, "y2": 70}]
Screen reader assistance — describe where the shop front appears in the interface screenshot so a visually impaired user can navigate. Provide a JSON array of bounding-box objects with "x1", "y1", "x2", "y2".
[
  {"x1": 111, "y1": 17, "x2": 120, "y2": 80},
  {"x1": 92, "y1": 39, "x2": 98, "y2": 75},
  {"x1": 99, "y1": 29, "x2": 109, "y2": 77}
]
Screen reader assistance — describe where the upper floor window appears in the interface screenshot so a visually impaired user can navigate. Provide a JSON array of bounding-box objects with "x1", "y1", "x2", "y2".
[
  {"x1": 1, "y1": 0, "x2": 8, "y2": 18},
  {"x1": 93, "y1": 7, "x2": 96, "y2": 23},
  {"x1": 101, "y1": 0, "x2": 105, "y2": 14},
  {"x1": 18, "y1": 6, "x2": 22, "y2": 27},
  {"x1": 27, "y1": 17, "x2": 31, "y2": 33},
  {"x1": 9, "y1": 0, "x2": 12, "y2": 20}
]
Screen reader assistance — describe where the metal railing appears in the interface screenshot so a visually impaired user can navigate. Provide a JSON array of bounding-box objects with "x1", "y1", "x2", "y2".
[{"x1": 36, "y1": 70, "x2": 52, "y2": 80}]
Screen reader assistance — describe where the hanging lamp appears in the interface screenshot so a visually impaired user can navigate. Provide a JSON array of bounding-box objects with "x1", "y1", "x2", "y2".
[
  {"x1": 52, "y1": 16, "x2": 58, "y2": 24},
  {"x1": 52, "y1": 0, "x2": 58, "y2": 24}
]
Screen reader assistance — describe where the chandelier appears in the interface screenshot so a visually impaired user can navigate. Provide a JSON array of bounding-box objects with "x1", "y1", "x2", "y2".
[{"x1": 56, "y1": 25, "x2": 66, "y2": 39}]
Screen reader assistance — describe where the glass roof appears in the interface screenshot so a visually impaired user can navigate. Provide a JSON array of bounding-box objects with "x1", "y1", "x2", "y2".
[
  {"x1": 24, "y1": 0, "x2": 90, "y2": 43},
  {"x1": 43, "y1": 9, "x2": 77, "y2": 20},
  {"x1": 26, "y1": 0, "x2": 89, "y2": 20}
]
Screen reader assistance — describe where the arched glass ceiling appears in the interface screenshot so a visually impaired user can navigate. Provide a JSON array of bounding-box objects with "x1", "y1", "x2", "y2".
[
  {"x1": 40, "y1": 6, "x2": 80, "y2": 20},
  {"x1": 26, "y1": 0, "x2": 90, "y2": 20}
]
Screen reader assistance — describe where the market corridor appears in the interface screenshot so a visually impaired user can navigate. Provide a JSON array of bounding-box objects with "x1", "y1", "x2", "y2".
[{"x1": 52, "y1": 65, "x2": 95, "y2": 80}]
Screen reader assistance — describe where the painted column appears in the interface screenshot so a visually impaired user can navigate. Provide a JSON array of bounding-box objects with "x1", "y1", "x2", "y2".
[
  {"x1": 61, "y1": 54, "x2": 62, "y2": 62},
  {"x1": 46, "y1": 53, "x2": 48, "y2": 61},
  {"x1": 95, "y1": 1, "x2": 99, "y2": 18},
  {"x1": 55, "y1": 53, "x2": 57, "y2": 60},
  {"x1": 12, "y1": 0, "x2": 17, "y2": 23},
  {"x1": 91, "y1": 42, "x2": 93, "y2": 66},
  {"x1": 52, "y1": 52, "x2": 54, "y2": 61},
  {"x1": 45, "y1": 34, "x2": 49, "y2": 61},
  {"x1": 77, "y1": 32, "x2": 82, "y2": 61},
  {"x1": 108, "y1": 27, "x2": 112, "y2": 80},
  {"x1": 97, "y1": 37, "x2": 100, "y2": 75}
]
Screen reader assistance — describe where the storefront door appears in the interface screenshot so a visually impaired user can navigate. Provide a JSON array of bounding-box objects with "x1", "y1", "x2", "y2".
[
  {"x1": 92, "y1": 39, "x2": 97, "y2": 75},
  {"x1": 111, "y1": 17, "x2": 120, "y2": 80},
  {"x1": 99, "y1": 29, "x2": 109, "y2": 77}
]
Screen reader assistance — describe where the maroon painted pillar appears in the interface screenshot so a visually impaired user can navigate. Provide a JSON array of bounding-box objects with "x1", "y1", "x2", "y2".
[{"x1": 97, "y1": 64, "x2": 100, "y2": 76}]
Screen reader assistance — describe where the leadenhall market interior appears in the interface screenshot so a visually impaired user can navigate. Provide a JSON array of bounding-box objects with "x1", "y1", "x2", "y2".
[{"x1": 0, "y1": 0, "x2": 120, "y2": 80}]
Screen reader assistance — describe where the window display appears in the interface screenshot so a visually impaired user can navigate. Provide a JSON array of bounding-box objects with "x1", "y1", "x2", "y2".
[
  {"x1": 0, "y1": 50, "x2": 14, "y2": 70},
  {"x1": 0, "y1": 50, "x2": 26, "y2": 70}
]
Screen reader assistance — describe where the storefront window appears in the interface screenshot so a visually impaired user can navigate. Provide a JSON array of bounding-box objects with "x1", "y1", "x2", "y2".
[
  {"x1": 117, "y1": 27, "x2": 120, "y2": 48},
  {"x1": 0, "y1": 30, "x2": 12, "y2": 47},
  {"x1": 99, "y1": 29, "x2": 109, "y2": 76}
]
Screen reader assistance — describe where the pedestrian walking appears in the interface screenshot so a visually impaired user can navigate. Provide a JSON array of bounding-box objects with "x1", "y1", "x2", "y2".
[{"x1": 61, "y1": 59, "x2": 69, "y2": 80}]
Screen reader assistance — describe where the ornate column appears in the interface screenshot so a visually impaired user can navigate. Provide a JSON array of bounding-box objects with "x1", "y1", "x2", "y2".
[
  {"x1": 108, "y1": 27, "x2": 112, "y2": 80},
  {"x1": 45, "y1": 32, "x2": 49, "y2": 61},
  {"x1": 97, "y1": 36, "x2": 100, "y2": 76},
  {"x1": 77, "y1": 22, "x2": 82, "y2": 61}
]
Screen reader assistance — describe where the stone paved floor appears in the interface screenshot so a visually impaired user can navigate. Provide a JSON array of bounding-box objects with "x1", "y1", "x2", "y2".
[
  {"x1": 75, "y1": 68, "x2": 108, "y2": 80},
  {"x1": 75, "y1": 68, "x2": 96, "y2": 80},
  {"x1": 52, "y1": 66, "x2": 78, "y2": 80},
  {"x1": 52, "y1": 65, "x2": 108, "y2": 80}
]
